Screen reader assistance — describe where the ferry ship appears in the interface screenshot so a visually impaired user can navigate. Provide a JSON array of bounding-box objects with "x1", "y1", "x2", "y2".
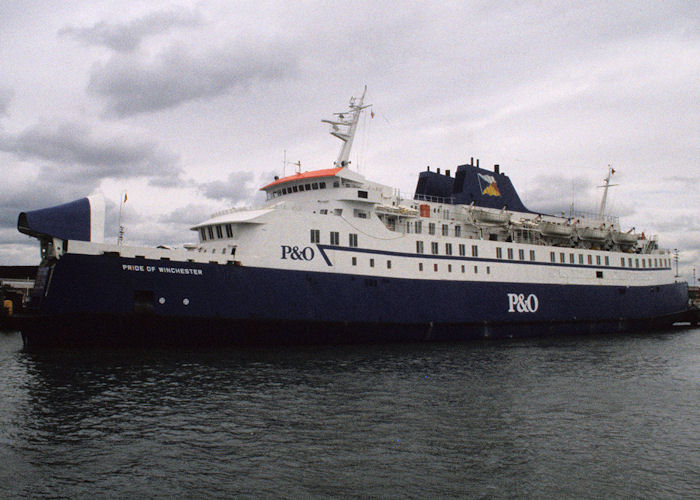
[{"x1": 12, "y1": 89, "x2": 689, "y2": 347}]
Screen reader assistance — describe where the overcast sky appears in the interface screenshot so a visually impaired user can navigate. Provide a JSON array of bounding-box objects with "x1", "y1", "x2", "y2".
[{"x1": 1, "y1": 1, "x2": 698, "y2": 281}]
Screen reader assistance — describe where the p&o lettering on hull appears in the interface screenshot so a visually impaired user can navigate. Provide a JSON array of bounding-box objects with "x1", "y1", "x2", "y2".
[
  {"x1": 281, "y1": 245, "x2": 315, "y2": 261},
  {"x1": 507, "y1": 293, "x2": 539, "y2": 313}
]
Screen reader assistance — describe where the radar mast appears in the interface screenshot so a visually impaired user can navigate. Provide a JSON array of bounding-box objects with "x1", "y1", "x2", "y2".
[{"x1": 322, "y1": 86, "x2": 370, "y2": 168}]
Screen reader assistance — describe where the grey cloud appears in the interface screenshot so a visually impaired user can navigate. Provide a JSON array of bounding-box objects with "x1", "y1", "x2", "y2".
[
  {"x1": 159, "y1": 204, "x2": 217, "y2": 226},
  {"x1": 88, "y1": 44, "x2": 298, "y2": 117},
  {"x1": 59, "y1": 7, "x2": 203, "y2": 53},
  {"x1": 522, "y1": 175, "x2": 596, "y2": 216},
  {"x1": 0, "y1": 87, "x2": 13, "y2": 115},
  {"x1": 0, "y1": 122, "x2": 181, "y2": 181},
  {"x1": 197, "y1": 171, "x2": 255, "y2": 202}
]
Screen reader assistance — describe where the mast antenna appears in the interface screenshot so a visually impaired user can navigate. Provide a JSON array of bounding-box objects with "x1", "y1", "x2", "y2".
[
  {"x1": 597, "y1": 165, "x2": 618, "y2": 220},
  {"x1": 322, "y1": 86, "x2": 371, "y2": 168},
  {"x1": 117, "y1": 190, "x2": 126, "y2": 245}
]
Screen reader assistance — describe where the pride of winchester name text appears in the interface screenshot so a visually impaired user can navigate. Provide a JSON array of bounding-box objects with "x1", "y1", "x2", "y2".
[{"x1": 122, "y1": 264, "x2": 203, "y2": 275}]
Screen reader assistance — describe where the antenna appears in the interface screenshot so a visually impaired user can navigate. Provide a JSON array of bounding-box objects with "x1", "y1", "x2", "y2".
[
  {"x1": 597, "y1": 165, "x2": 618, "y2": 220},
  {"x1": 282, "y1": 150, "x2": 301, "y2": 176},
  {"x1": 322, "y1": 86, "x2": 371, "y2": 168},
  {"x1": 117, "y1": 190, "x2": 126, "y2": 245}
]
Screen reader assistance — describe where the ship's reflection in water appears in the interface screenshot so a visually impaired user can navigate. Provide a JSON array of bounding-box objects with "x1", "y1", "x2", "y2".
[{"x1": 1, "y1": 328, "x2": 699, "y2": 498}]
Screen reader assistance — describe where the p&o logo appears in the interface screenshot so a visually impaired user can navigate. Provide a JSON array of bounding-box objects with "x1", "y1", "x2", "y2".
[
  {"x1": 507, "y1": 293, "x2": 539, "y2": 313},
  {"x1": 281, "y1": 245, "x2": 315, "y2": 261}
]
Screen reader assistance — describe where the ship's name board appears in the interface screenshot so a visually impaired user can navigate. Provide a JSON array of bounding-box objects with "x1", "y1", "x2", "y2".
[
  {"x1": 122, "y1": 264, "x2": 203, "y2": 275},
  {"x1": 507, "y1": 293, "x2": 539, "y2": 313}
]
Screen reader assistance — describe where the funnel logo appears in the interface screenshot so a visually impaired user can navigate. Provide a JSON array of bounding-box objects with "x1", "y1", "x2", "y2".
[{"x1": 478, "y1": 173, "x2": 501, "y2": 197}]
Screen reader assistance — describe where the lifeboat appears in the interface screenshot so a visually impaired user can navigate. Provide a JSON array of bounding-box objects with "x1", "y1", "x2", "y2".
[
  {"x1": 612, "y1": 231, "x2": 637, "y2": 247},
  {"x1": 471, "y1": 208, "x2": 510, "y2": 225},
  {"x1": 577, "y1": 227, "x2": 608, "y2": 242},
  {"x1": 538, "y1": 221, "x2": 573, "y2": 238}
]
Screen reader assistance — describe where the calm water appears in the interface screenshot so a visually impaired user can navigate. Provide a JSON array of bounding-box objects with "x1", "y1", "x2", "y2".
[{"x1": 1, "y1": 328, "x2": 699, "y2": 498}]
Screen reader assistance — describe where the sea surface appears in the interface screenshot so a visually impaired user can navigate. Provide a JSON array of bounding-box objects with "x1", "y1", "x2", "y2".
[{"x1": 1, "y1": 327, "x2": 698, "y2": 499}]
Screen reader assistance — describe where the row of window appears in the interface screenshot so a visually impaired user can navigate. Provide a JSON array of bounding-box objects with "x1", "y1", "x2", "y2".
[
  {"x1": 200, "y1": 224, "x2": 234, "y2": 242},
  {"x1": 621, "y1": 256, "x2": 668, "y2": 269},
  {"x1": 269, "y1": 180, "x2": 368, "y2": 200},
  {"x1": 311, "y1": 230, "x2": 359, "y2": 247},
  {"x1": 496, "y1": 247, "x2": 536, "y2": 261},
  {"x1": 270, "y1": 181, "x2": 329, "y2": 199},
  {"x1": 350, "y1": 255, "x2": 491, "y2": 275},
  {"x1": 416, "y1": 241, "x2": 479, "y2": 257},
  {"x1": 406, "y1": 221, "x2": 461, "y2": 237},
  {"x1": 196, "y1": 246, "x2": 236, "y2": 256},
  {"x1": 546, "y1": 251, "x2": 668, "y2": 269},
  {"x1": 309, "y1": 230, "x2": 669, "y2": 269}
]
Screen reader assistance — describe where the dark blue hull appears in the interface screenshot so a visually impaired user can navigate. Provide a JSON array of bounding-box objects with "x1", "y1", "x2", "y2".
[{"x1": 18, "y1": 253, "x2": 690, "y2": 348}]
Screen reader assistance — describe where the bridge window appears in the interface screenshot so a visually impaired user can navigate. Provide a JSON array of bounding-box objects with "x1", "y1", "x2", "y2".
[
  {"x1": 299, "y1": 184, "x2": 305, "y2": 192},
  {"x1": 319, "y1": 182, "x2": 326, "y2": 189},
  {"x1": 216, "y1": 225, "x2": 223, "y2": 238},
  {"x1": 353, "y1": 209, "x2": 368, "y2": 218},
  {"x1": 312, "y1": 183, "x2": 318, "y2": 189},
  {"x1": 225, "y1": 224, "x2": 233, "y2": 238},
  {"x1": 207, "y1": 227, "x2": 214, "y2": 240},
  {"x1": 200, "y1": 228, "x2": 207, "y2": 241},
  {"x1": 305, "y1": 184, "x2": 311, "y2": 190}
]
